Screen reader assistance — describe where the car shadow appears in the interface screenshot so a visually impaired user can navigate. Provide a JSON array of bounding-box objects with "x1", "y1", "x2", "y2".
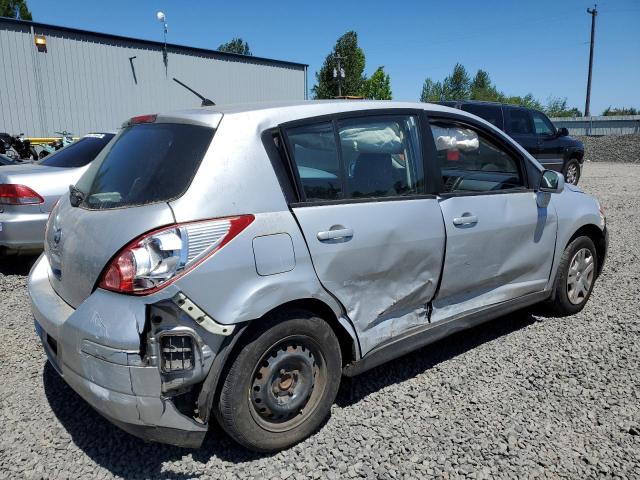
[
  {"x1": 42, "y1": 309, "x2": 538, "y2": 474},
  {"x1": 0, "y1": 254, "x2": 38, "y2": 276},
  {"x1": 335, "y1": 310, "x2": 538, "y2": 407}
]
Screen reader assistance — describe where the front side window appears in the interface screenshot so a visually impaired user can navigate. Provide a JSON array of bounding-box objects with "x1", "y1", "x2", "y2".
[
  {"x1": 284, "y1": 114, "x2": 424, "y2": 202},
  {"x1": 430, "y1": 119, "x2": 525, "y2": 193},
  {"x1": 506, "y1": 108, "x2": 535, "y2": 135},
  {"x1": 532, "y1": 111, "x2": 556, "y2": 135}
]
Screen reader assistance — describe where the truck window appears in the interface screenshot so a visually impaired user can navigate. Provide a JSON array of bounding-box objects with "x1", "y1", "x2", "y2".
[{"x1": 460, "y1": 104, "x2": 504, "y2": 130}]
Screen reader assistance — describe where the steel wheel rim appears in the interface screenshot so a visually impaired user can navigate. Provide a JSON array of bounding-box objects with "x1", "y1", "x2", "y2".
[
  {"x1": 248, "y1": 335, "x2": 327, "y2": 433},
  {"x1": 567, "y1": 247, "x2": 595, "y2": 305},
  {"x1": 566, "y1": 163, "x2": 578, "y2": 184}
]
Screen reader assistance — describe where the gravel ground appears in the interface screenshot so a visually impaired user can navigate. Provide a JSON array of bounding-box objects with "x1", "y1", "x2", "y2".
[
  {"x1": 1, "y1": 162, "x2": 639, "y2": 479},
  {"x1": 577, "y1": 134, "x2": 640, "y2": 163}
]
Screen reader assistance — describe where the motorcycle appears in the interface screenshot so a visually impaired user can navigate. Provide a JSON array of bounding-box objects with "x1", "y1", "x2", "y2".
[
  {"x1": 0, "y1": 132, "x2": 38, "y2": 161},
  {"x1": 38, "y1": 131, "x2": 75, "y2": 159}
]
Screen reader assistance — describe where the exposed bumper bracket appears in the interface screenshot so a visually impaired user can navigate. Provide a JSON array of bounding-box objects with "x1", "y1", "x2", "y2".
[{"x1": 172, "y1": 292, "x2": 235, "y2": 336}]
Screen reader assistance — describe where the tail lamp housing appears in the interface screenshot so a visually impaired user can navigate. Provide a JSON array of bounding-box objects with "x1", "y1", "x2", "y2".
[
  {"x1": 0, "y1": 184, "x2": 44, "y2": 205},
  {"x1": 98, "y1": 215, "x2": 254, "y2": 295}
]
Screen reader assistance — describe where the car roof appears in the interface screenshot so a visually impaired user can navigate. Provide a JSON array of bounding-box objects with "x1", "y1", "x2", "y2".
[{"x1": 156, "y1": 100, "x2": 470, "y2": 128}]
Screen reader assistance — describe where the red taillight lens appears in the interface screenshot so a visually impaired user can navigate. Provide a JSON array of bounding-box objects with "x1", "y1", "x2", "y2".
[
  {"x1": 130, "y1": 114, "x2": 157, "y2": 125},
  {"x1": 98, "y1": 215, "x2": 254, "y2": 295},
  {"x1": 0, "y1": 184, "x2": 44, "y2": 205}
]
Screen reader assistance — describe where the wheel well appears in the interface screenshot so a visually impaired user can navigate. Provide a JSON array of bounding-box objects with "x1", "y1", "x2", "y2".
[
  {"x1": 258, "y1": 299, "x2": 358, "y2": 367},
  {"x1": 567, "y1": 224, "x2": 606, "y2": 276}
]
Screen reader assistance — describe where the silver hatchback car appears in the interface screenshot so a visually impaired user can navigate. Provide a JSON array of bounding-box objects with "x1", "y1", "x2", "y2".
[{"x1": 29, "y1": 101, "x2": 607, "y2": 452}]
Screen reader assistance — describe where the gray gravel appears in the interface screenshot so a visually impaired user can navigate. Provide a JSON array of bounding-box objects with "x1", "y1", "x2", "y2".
[
  {"x1": 1, "y1": 162, "x2": 640, "y2": 479},
  {"x1": 577, "y1": 134, "x2": 640, "y2": 163}
]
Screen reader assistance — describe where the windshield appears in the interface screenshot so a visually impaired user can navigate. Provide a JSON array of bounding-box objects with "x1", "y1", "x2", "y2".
[
  {"x1": 75, "y1": 123, "x2": 214, "y2": 210},
  {"x1": 39, "y1": 134, "x2": 114, "y2": 168}
]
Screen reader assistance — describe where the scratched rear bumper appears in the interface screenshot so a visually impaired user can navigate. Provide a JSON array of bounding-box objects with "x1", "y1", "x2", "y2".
[{"x1": 28, "y1": 254, "x2": 208, "y2": 448}]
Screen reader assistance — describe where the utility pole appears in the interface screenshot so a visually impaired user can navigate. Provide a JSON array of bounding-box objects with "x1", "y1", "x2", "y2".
[
  {"x1": 333, "y1": 55, "x2": 345, "y2": 97},
  {"x1": 585, "y1": 4, "x2": 597, "y2": 117}
]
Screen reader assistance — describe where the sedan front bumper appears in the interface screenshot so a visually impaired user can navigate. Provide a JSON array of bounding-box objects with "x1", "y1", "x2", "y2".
[{"x1": 28, "y1": 254, "x2": 209, "y2": 448}]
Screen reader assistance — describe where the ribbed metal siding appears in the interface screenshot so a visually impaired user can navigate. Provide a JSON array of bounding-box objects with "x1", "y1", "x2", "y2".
[
  {"x1": 0, "y1": 19, "x2": 306, "y2": 137},
  {"x1": 550, "y1": 115, "x2": 640, "y2": 136}
]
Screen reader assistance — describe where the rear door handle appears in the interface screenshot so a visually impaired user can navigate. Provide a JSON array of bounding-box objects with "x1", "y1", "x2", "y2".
[
  {"x1": 317, "y1": 227, "x2": 354, "y2": 241},
  {"x1": 453, "y1": 215, "x2": 478, "y2": 226}
]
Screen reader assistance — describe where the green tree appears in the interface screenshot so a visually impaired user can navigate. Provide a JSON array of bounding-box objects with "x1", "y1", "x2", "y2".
[
  {"x1": 362, "y1": 66, "x2": 392, "y2": 100},
  {"x1": 602, "y1": 106, "x2": 638, "y2": 116},
  {"x1": 312, "y1": 31, "x2": 366, "y2": 99},
  {"x1": 420, "y1": 78, "x2": 446, "y2": 102},
  {"x1": 545, "y1": 96, "x2": 582, "y2": 117},
  {"x1": 217, "y1": 38, "x2": 252, "y2": 56},
  {"x1": 442, "y1": 63, "x2": 471, "y2": 100},
  {"x1": 470, "y1": 70, "x2": 501, "y2": 102},
  {"x1": 0, "y1": 0, "x2": 32, "y2": 20}
]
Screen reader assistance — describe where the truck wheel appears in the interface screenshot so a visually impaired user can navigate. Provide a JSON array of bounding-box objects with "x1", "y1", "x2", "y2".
[
  {"x1": 217, "y1": 310, "x2": 342, "y2": 452},
  {"x1": 546, "y1": 236, "x2": 598, "y2": 316},
  {"x1": 563, "y1": 159, "x2": 581, "y2": 185}
]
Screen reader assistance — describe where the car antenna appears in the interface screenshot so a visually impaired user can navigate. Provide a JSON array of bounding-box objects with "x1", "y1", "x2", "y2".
[{"x1": 172, "y1": 77, "x2": 215, "y2": 106}]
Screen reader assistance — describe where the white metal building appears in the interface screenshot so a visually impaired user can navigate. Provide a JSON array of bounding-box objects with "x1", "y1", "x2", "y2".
[{"x1": 0, "y1": 18, "x2": 308, "y2": 137}]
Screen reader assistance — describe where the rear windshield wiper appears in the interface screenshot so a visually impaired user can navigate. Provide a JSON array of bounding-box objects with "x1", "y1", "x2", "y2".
[{"x1": 69, "y1": 184, "x2": 85, "y2": 207}]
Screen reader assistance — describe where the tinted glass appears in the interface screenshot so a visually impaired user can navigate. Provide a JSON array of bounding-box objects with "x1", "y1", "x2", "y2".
[
  {"x1": 39, "y1": 134, "x2": 114, "y2": 168},
  {"x1": 338, "y1": 115, "x2": 423, "y2": 198},
  {"x1": 460, "y1": 104, "x2": 503, "y2": 129},
  {"x1": 430, "y1": 120, "x2": 524, "y2": 193},
  {"x1": 506, "y1": 108, "x2": 534, "y2": 135},
  {"x1": 532, "y1": 111, "x2": 555, "y2": 135},
  {"x1": 285, "y1": 122, "x2": 341, "y2": 201},
  {"x1": 76, "y1": 123, "x2": 214, "y2": 210}
]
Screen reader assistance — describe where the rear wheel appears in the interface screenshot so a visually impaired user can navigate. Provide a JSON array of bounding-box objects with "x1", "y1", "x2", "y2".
[
  {"x1": 563, "y1": 158, "x2": 581, "y2": 185},
  {"x1": 545, "y1": 235, "x2": 597, "y2": 316},
  {"x1": 217, "y1": 310, "x2": 342, "y2": 452}
]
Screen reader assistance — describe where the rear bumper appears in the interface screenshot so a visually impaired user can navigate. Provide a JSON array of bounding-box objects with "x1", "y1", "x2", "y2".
[
  {"x1": 0, "y1": 210, "x2": 47, "y2": 254},
  {"x1": 28, "y1": 254, "x2": 209, "y2": 448}
]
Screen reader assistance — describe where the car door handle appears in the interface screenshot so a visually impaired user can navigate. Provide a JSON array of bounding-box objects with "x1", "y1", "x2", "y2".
[
  {"x1": 453, "y1": 215, "x2": 478, "y2": 226},
  {"x1": 317, "y1": 228, "x2": 354, "y2": 241}
]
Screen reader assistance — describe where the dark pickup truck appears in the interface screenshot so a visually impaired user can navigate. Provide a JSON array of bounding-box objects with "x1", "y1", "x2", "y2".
[{"x1": 440, "y1": 101, "x2": 584, "y2": 185}]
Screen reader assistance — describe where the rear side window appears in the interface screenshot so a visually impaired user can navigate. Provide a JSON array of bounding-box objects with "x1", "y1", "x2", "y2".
[
  {"x1": 76, "y1": 123, "x2": 214, "y2": 209},
  {"x1": 283, "y1": 115, "x2": 424, "y2": 202},
  {"x1": 506, "y1": 108, "x2": 534, "y2": 135},
  {"x1": 460, "y1": 104, "x2": 504, "y2": 129},
  {"x1": 39, "y1": 134, "x2": 114, "y2": 168}
]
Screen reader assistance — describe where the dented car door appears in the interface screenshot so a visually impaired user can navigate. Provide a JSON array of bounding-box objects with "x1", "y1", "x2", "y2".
[
  {"x1": 427, "y1": 117, "x2": 557, "y2": 322},
  {"x1": 282, "y1": 113, "x2": 445, "y2": 355}
]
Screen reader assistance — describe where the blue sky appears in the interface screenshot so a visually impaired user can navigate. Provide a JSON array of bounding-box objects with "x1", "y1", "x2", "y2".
[{"x1": 26, "y1": 0, "x2": 640, "y2": 115}]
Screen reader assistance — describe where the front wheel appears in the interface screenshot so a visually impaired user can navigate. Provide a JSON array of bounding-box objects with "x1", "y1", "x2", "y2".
[
  {"x1": 217, "y1": 310, "x2": 342, "y2": 452},
  {"x1": 545, "y1": 235, "x2": 598, "y2": 316},
  {"x1": 563, "y1": 158, "x2": 581, "y2": 185}
]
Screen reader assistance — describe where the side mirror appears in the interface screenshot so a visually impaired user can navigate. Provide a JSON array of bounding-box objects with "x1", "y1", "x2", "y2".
[
  {"x1": 557, "y1": 127, "x2": 569, "y2": 137},
  {"x1": 539, "y1": 170, "x2": 565, "y2": 194}
]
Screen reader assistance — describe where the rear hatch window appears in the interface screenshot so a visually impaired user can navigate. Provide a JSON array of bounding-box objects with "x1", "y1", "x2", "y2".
[{"x1": 75, "y1": 123, "x2": 214, "y2": 210}]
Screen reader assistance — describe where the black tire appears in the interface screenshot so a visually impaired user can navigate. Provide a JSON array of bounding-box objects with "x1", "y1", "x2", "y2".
[
  {"x1": 545, "y1": 235, "x2": 598, "y2": 316},
  {"x1": 217, "y1": 310, "x2": 342, "y2": 452},
  {"x1": 563, "y1": 158, "x2": 581, "y2": 185}
]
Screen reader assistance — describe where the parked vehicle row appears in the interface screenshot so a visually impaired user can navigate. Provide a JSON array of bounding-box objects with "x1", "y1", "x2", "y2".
[
  {"x1": 439, "y1": 101, "x2": 585, "y2": 185},
  {"x1": 0, "y1": 133, "x2": 115, "y2": 255},
  {"x1": 27, "y1": 101, "x2": 607, "y2": 453}
]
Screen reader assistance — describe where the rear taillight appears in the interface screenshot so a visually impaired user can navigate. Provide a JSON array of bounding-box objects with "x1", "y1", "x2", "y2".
[
  {"x1": 0, "y1": 184, "x2": 44, "y2": 205},
  {"x1": 98, "y1": 215, "x2": 254, "y2": 295}
]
